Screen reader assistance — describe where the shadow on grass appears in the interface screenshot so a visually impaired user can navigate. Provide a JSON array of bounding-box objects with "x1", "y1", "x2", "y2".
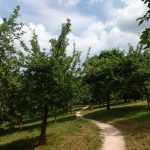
[
  {"x1": 55, "y1": 115, "x2": 76, "y2": 123},
  {"x1": 113, "y1": 112, "x2": 150, "y2": 135},
  {"x1": 0, "y1": 136, "x2": 38, "y2": 150},
  {"x1": 85, "y1": 103, "x2": 150, "y2": 138},
  {"x1": 23, "y1": 110, "x2": 67, "y2": 125},
  {"x1": 84, "y1": 104, "x2": 149, "y2": 123},
  {"x1": 0, "y1": 115, "x2": 76, "y2": 136},
  {"x1": 0, "y1": 123, "x2": 41, "y2": 137},
  {"x1": 23, "y1": 117, "x2": 41, "y2": 125},
  {"x1": 0, "y1": 115, "x2": 76, "y2": 150},
  {"x1": 95, "y1": 99, "x2": 139, "y2": 109}
]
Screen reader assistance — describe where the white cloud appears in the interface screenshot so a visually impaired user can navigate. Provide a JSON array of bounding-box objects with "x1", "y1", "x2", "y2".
[
  {"x1": 88, "y1": 0, "x2": 103, "y2": 5},
  {"x1": 2, "y1": 0, "x2": 148, "y2": 60},
  {"x1": 121, "y1": 0, "x2": 138, "y2": 5},
  {"x1": 17, "y1": 0, "x2": 146, "y2": 60},
  {"x1": 67, "y1": 0, "x2": 148, "y2": 59},
  {"x1": 109, "y1": 0, "x2": 149, "y2": 33},
  {"x1": 58, "y1": 0, "x2": 80, "y2": 6},
  {"x1": 103, "y1": 27, "x2": 138, "y2": 48},
  {"x1": 67, "y1": 22, "x2": 139, "y2": 60},
  {"x1": 0, "y1": 18, "x2": 3, "y2": 24},
  {"x1": 17, "y1": 23, "x2": 56, "y2": 51},
  {"x1": 19, "y1": 0, "x2": 97, "y2": 33},
  {"x1": 39, "y1": 8, "x2": 97, "y2": 32},
  {"x1": 82, "y1": 21, "x2": 106, "y2": 37},
  {"x1": 13, "y1": 19, "x2": 139, "y2": 61}
]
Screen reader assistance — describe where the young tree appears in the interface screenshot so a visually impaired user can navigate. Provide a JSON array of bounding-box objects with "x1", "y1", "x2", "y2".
[{"x1": 24, "y1": 19, "x2": 81, "y2": 145}]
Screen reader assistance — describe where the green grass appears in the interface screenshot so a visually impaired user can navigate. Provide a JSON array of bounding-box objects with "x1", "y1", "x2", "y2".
[
  {"x1": 0, "y1": 113, "x2": 101, "y2": 150},
  {"x1": 84, "y1": 101, "x2": 150, "y2": 150}
]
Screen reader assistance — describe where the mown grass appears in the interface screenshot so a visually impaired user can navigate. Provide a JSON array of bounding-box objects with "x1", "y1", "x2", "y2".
[
  {"x1": 84, "y1": 100, "x2": 150, "y2": 150},
  {"x1": 0, "y1": 113, "x2": 101, "y2": 150}
]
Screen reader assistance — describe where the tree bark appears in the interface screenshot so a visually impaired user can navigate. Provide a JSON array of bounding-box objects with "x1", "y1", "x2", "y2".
[
  {"x1": 39, "y1": 106, "x2": 48, "y2": 145},
  {"x1": 124, "y1": 99, "x2": 127, "y2": 103},
  {"x1": 54, "y1": 105, "x2": 57, "y2": 124},
  {"x1": 64, "y1": 102, "x2": 68, "y2": 113},
  {"x1": 106, "y1": 90, "x2": 110, "y2": 111},
  {"x1": 148, "y1": 101, "x2": 150, "y2": 108},
  {"x1": 19, "y1": 112, "x2": 23, "y2": 129},
  {"x1": 143, "y1": 85, "x2": 150, "y2": 109}
]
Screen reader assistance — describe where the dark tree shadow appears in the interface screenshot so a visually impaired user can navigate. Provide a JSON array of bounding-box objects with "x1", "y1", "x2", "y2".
[
  {"x1": 0, "y1": 115, "x2": 76, "y2": 136},
  {"x1": 0, "y1": 137, "x2": 38, "y2": 150},
  {"x1": 84, "y1": 103, "x2": 150, "y2": 138},
  {"x1": 0, "y1": 123, "x2": 41, "y2": 137},
  {"x1": 113, "y1": 112, "x2": 150, "y2": 136},
  {"x1": 23, "y1": 117, "x2": 41, "y2": 125},
  {"x1": 84, "y1": 104, "x2": 149, "y2": 123},
  {"x1": 55, "y1": 115, "x2": 76, "y2": 123},
  {"x1": 0, "y1": 115, "x2": 77, "y2": 150},
  {"x1": 22, "y1": 110, "x2": 68, "y2": 125}
]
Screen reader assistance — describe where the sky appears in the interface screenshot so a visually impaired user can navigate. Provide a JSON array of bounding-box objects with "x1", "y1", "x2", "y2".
[{"x1": 0, "y1": 0, "x2": 149, "y2": 58}]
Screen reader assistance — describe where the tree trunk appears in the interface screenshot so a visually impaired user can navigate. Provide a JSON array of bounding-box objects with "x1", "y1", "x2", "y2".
[
  {"x1": 19, "y1": 112, "x2": 23, "y2": 129},
  {"x1": 124, "y1": 99, "x2": 127, "y2": 103},
  {"x1": 89, "y1": 100, "x2": 92, "y2": 110},
  {"x1": 148, "y1": 101, "x2": 150, "y2": 108},
  {"x1": 65, "y1": 102, "x2": 68, "y2": 113},
  {"x1": 70, "y1": 105, "x2": 73, "y2": 114},
  {"x1": 39, "y1": 106, "x2": 48, "y2": 145},
  {"x1": 98, "y1": 99, "x2": 101, "y2": 105},
  {"x1": 143, "y1": 85, "x2": 150, "y2": 109},
  {"x1": 106, "y1": 90, "x2": 110, "y2": 111},
  {"x1": 54, "y1": 106, "x2": 57, "y2": 124}
]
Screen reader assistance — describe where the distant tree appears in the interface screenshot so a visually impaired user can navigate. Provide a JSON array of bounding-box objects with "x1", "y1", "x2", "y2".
[
  {"x1": 83, "y1": 49, "x2": 124, "y2": 110},
  {"x1": 118, "y1": 45, "x2": 143, "y2": 102},
  {"x1": 136, "y1": 48, "x2": 150, "y2": 108},
  {"x1": 120, "y1": 45, "x2": 150, "y2": 108}
]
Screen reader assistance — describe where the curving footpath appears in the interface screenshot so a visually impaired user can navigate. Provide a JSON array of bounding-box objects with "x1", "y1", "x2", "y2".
[{"x1": 76, "y1": 110, "x2": 126, "y2": 150}]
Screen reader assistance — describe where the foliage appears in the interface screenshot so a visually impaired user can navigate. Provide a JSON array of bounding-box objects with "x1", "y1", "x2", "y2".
[
  {"x1": 137, "y1": 0, "x2": 150, "y2": 49},
  {"x1": 0, "y1": 7, "x2": 81, "y2": 145},
  {"x1": 0, "y1": 6, "x2": 25, "y2": 127},
  {"x1": 83, "y1": 49, "x2": 125, "y2": 110},
  {"x1": 83, "y1": 45, "x2": 150, "y2": 109}
]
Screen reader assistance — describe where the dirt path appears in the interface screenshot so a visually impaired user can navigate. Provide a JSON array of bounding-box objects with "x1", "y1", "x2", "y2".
[{"x1": 76, "y1": 111, "x2": 126, "y2": 150}]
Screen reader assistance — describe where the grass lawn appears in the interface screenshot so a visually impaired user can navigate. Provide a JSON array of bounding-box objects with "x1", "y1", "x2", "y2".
[
  {"x1": 0, "y1": 113, "x2": 101, "y2": 150},
  {"x1": 84, "y1": 100, "x2": 150, "y2": 150}
]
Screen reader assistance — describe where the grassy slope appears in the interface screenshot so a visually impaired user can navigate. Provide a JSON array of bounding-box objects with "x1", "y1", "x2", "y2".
[
  {"x1": 0, "y1": 113, "x2": 101, "y2": 150},
  {"x1": 84, "y1": 101, "x2": 150, "y2": 150}
]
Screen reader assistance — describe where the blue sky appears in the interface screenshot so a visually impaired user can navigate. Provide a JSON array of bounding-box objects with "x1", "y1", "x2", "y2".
[{"x1": 0, "y1": 0, "x2": 149, "y2": 58}]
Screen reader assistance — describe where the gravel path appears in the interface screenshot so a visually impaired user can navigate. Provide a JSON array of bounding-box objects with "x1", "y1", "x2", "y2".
[{"x1": 76, "y1": 110, "x2": 126, "y2": 150}]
